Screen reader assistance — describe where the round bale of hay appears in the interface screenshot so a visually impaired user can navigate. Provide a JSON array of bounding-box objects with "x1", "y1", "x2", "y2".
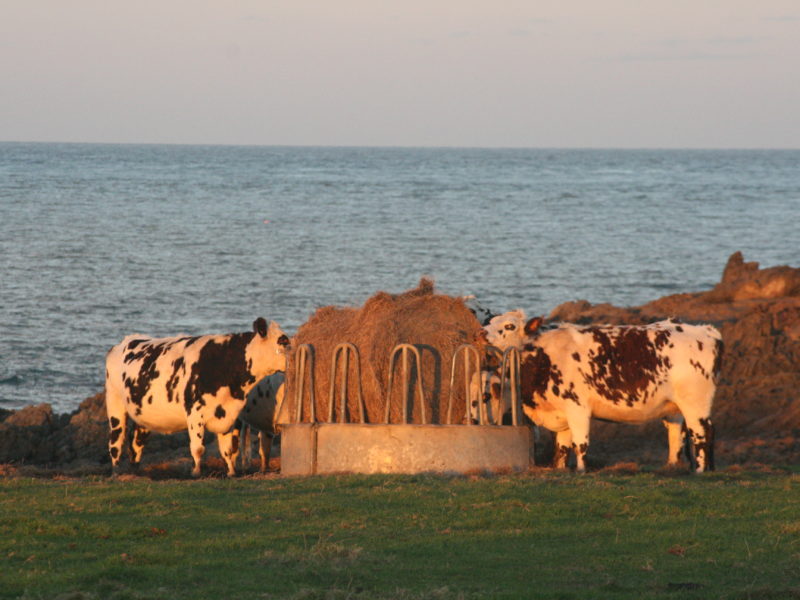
[{"x1": 284, "y1": 279, "x2": 483, "y2": 425}]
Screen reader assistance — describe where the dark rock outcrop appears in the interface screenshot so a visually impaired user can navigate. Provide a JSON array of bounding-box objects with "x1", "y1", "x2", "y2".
[
  {"x1": 0, "y1": 392, "x2": 186, "y2": 469},
  {"x1": 705, "y1": 251, "x2": 800, "y2": 303},
  {"x1": 1, "y1": 252, "x2": 798, "y2": 472}
]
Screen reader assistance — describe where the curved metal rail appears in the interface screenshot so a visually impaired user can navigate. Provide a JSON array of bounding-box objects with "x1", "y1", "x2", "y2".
[
  {"x1": 384, "y1": 343, "x2": 427, "y2": 424},
  {"x1": 288, "y1": 341, "x2": 521, "y2": 427},
  {"x1": 500, "y1": 346, "x2": 522, "y2": 426},
  {"x1": 292, "y1": 344, "x2": 316, "y2": 423},
  {"x1": 447, "y1": 344, "x2": 482, "y2": 425},
  {"x1": 328, "y1": 342, "x2": 366, "y2": 424}
]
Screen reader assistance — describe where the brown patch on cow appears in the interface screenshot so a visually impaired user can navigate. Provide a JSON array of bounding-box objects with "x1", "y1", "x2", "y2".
[
  {"x1": 583, "y1": 327, "x2": 669, "y2": 406},
  {"x1": 562, "y1": 382, "x2": 579, "y2": 404},
  {"x1": 520, "y1": 348, "x2": 553, "y2": 401},
  {"x1": 110, "y1": 427, "x2": 122, "y2": 444},
  {"x1": 652, "y1": 328, "x2": 672, "y2": 351},
  {"x1": 553, "y1": 444, "x2": 570, "y2": 468},
  {"x1": 689, "y1": 359, "x2": 708, "y2": 379},
  {"x1": 571, "y1": 352, "x2": 581, "y2": 362},
  {"x1": 699, "y1": 418, "x2": 715, "y2": 471}
]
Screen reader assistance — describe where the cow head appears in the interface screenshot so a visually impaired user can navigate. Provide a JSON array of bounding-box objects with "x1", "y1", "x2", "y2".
[
  {"x1": 483, "y1": 309, "x2": 528, "y2": 350},
  {"x1": 247, "y1": 318, "x2": 290, "y2": 380},
  {"x1": 467, "y1": 345, "x2": 512, "y2": 425},
  {"x1": 462, "y1": 295, "x2": 496, "y2": 326}
]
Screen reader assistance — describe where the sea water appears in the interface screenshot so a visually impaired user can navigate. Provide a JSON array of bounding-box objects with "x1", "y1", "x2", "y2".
[{"x1": 1, "y1": 143, "x2": 798, "y2": 412}]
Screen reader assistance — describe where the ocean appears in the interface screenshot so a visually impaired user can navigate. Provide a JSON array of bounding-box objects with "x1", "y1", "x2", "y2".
[{"x1": 1, "y1": 143, "x2": 798, "y2": 413}]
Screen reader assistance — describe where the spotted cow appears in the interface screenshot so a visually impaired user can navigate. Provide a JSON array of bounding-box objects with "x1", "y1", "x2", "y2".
[
  {"x1": 105, "y1": 318, "x2": 290, "y2": 476},
  {"x1": 462, "y1": 295, "x2": 497, "y2": 326},
  {"x1": 483, "y1": 313, "x2": 722, "y2": 472},
  {"x1": 482, "y1": 310, "x2": 689, "y2": 465},
  {"x1": 232, "y1": 371, "x2": 286, "y2": 473}
]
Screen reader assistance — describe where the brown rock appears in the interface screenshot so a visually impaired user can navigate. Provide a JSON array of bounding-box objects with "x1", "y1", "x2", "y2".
[
  {"x1": 4, "y1": 403, "x2": 54, "y2": 427},
  {"x1": 705, "y1": 252, "x2": 800, "y2": 303}
]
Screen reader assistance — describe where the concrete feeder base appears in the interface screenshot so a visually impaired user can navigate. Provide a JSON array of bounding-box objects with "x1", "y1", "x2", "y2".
[{"x1": 280, "y1": 423, "x2": 532, "y2": 476}]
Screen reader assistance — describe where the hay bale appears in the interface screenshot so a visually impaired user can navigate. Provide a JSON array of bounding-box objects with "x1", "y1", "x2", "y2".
[{"x1": 285, "y1": 279, "x2": 483, "y2": 425}]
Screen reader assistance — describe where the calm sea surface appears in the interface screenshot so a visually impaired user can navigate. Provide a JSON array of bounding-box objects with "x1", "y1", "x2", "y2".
[{"x1": 1, "y1": 143, "x2": 798, "y2": 412}]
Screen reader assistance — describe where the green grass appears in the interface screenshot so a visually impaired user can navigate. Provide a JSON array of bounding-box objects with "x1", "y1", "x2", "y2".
[{"x1": 2, "y1": 468, "x2": 799, "y2": 599}]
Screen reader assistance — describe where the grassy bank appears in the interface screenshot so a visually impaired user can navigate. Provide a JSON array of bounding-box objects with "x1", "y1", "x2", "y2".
[{"x1": 2, "y1": 468, "x2": 799, "y2": 600}]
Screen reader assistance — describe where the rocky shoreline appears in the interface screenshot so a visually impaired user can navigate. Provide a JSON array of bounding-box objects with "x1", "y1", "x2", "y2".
[{"x1": 2, "y1": 252, "x2": 799, "y2": 476}]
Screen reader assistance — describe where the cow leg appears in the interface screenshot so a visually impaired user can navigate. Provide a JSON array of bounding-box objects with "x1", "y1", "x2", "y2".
[
  {"x1": 684, "y1": 416, "x2": 715, "y2": 473},
  {"x1": 187, "y1": 413, "x2": 206, "y2": 477},
  {"x1": 217, "y1": 426, "x2": 240, "y2": 477},
  {"x1": 662, "y1": 415, "x2": 686, "y2": 466},
  {"x1": 258, "y1": 432, "x2": 274, "y2": 473},
  {"x1": 553, "y1": 429, "x2": 573, "y2": 469},
  {"x1": 567, "y1": 416, "x2": 591, "y2": 473},
  {"x1": 130, "y1": 425, "x2": 150, "y2": 468},
  {"x1": 107, "y1": 412, "x2": 127, "y2": 475}
]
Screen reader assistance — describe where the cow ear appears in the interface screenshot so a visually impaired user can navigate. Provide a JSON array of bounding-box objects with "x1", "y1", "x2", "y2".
[
  {"x1": 524, "y1": 316, "x2": 544, "y2": 335},
  {"x1": 253, "y1": 317, "x2": 268, "y2": 338},
  {"x1": 474, "y1": 329, "x2": 489, "y2": 345}
]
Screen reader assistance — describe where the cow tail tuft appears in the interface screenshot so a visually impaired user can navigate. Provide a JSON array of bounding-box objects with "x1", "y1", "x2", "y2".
[{"x1": 240, "y1": 422, "x2": 252, "y2": 471}]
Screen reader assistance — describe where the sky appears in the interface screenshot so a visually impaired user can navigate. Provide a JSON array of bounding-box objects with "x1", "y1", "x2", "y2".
[{"x1": 1, "y1": 1, "x2": 799, "y2": 148}]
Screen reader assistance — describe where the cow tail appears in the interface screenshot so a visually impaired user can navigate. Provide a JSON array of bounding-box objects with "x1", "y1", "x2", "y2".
[
  {"x1": 240, "y1": 422, "x2": 252, "y2": 471},
  {"x1": 706, "y1": 419, "x2": 716, "y2": 472},
  {"x1": 712, "y1": 338, "x2": 724, "y2": 385}
]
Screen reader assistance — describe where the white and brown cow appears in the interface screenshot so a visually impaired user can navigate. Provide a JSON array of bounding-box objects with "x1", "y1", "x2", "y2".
[
  {"x1": 483, "y1": 313, "x2": 722, "y2": 472},
  {"x1": 482, "y1": 310, "x2": 690, "y2": 465},
  {"x1": 105, "y1": 318, "x2": 289, "y2": 477}
]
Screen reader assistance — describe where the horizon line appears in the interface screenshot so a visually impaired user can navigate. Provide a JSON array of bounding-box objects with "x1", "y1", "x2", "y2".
[{"x1": 1, "y1": 139, "x2": 798, "y2": 152}]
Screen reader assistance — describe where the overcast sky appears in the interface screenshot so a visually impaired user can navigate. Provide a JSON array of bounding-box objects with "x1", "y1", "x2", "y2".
[{"x1": 2, "y1": 1, "x2": 799, "y2": 148}]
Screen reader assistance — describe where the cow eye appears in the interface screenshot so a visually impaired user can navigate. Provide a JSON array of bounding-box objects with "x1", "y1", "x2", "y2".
[{"x1": 504, "y1": 323, "x2": 516, "y2": 331}]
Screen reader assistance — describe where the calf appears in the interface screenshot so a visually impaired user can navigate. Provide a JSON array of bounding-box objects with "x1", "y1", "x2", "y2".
[
  {"x1": 233, "y1": 371, "x2": 285, "y2": 473},
  {"x1": 484, "y1": 313, "x2": 722, "y2": 472},
  {"x1": 105, "y1": 318, "x2": 289, "y2": 476}
]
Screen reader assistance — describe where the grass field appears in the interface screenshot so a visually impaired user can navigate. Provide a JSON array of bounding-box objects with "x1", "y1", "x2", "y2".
[{"x1": 2, "y1": 467, "x2": 799, "y2": 600}]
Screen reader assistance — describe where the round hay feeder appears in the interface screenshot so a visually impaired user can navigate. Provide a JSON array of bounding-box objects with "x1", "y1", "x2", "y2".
[{"x1": 279, "y1": 340, "x2": 532, "y2": 476}]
